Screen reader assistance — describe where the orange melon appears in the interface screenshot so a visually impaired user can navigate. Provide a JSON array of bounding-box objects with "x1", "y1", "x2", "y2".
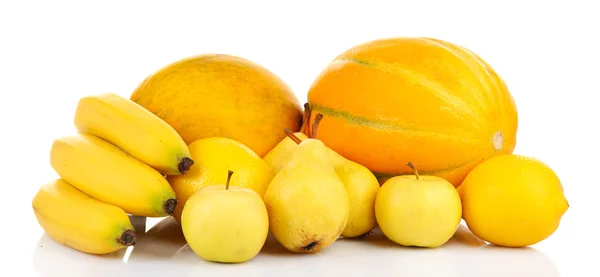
[{"x1": 306, "y1": 37, "x2": 518, "y2": 187}]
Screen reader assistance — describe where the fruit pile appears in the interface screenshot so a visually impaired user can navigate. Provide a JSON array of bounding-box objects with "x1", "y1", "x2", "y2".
[{"x1": 31, "y1": 37, "x2": 569, "y2": 263}]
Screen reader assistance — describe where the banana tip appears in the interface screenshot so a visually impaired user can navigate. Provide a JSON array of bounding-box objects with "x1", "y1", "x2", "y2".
[
  {"x1": 118, "y1": 229, "x2": 136, "y2": 246},
  {"x1": 164, "y1": 198, "x2": 177, "y2": 216},
  {"x1": 178, "y1": 157, "x2": 194, "y2": 174}
]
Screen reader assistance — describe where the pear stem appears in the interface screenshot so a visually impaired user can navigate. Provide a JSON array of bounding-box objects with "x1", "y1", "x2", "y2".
[
  {"x1": 406, "y1": 162, "x2": 420, "y2": 180},
  {"x1": 284, "y1": 128, "x2": 303, "y2": 144},
  {"x1": 302, "y1": 103, "x2": 312, "y2": 134},
  {"x1": 225, "y1": 170, "x2": 234, "y2": 190},
  {"x1": 311, "y1": 113, "x2": 324, "y2": 139}
]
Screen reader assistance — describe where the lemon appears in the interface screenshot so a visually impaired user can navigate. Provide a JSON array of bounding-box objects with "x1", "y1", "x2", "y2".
[{"x1": 458, "y1": 154, "x2": 569, "y2": 247}]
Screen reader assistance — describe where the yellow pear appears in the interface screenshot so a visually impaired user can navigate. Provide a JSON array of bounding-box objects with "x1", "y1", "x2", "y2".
[
  {"x1": 263, "y1": 130, "x2": 309, "y2": 174},
  {"x1": 265, "y1": 114, "x2": 380, "y2": 238},
  {"x1": 312, "y1": 115, "x2": 380, "y2": 238},
  {"x1": 327, "y1": 148, "x2": 380, "y2": 238},
  {"x1": 181, "y1": 171, "x2": 269, "y2": 263},
  {"x1": 263, "y1": 103, "x2": 312, "y2": 173},
  {"x1": 263, "y1": 133, "x2": 349, "y2": 253},
  {"x1": 375, "y1": 162, "x2": 462, "y2": 248},
  {"x1": 168, "y1": 137, "x2": 273, "y2": 222}
]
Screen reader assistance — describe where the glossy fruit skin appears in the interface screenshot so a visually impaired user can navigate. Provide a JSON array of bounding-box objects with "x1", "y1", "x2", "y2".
[
  {"x1": 130, "y1": 54, "x2": 303, "y2": 157},
  {"x1": 375, "y1": 175, "x2": 462, "y2": 248},
  {"x1": 32, "y1": 179, "x2": 136, "y2": 255},
  {"x1": 329, "y1": 149, "x2": 380, "y2": 238},
  {"x1": 263, "y1": 132, "x2": 378, "y2": 238},
  {"x1": 264, "y1": 139, "x2": 350, "y2": 253},
  {"x1": 181, "y1": 185, "x2": 269, "y2": 263},
  {"x1": 74, "y1": 92, "x2": 193, "y2": 175},
  {"x1": 306, "y1": 37, "x2": 518, "y2": 187},
  {"x1": 263, "y1": 131, "x2": 309, "y2": 173},
  {"x1": 168, "y1": 137, "x2": 273, "y2": 222},
  {"x1": 458, "y1": 154, "x2": 569, "y2": 247},
  {"x1": 50, "y1": 133, "x2": 177, "y2": 217}
]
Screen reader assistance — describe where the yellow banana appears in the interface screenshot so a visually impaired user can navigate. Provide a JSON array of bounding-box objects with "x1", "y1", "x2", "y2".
[
  {"x1": 74, "y1": 92, "x2": 194, "y2": 175},
  {"x1": 50, "y1": 133, "x2": 178, "y2": 217},
  {"x1": 32, "y1": 179, "x2": 136, "y2": 255}
]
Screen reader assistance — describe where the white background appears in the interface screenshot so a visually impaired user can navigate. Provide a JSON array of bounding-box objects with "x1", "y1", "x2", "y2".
[{"x1": 1, "y1": 1, "x2": 598, "y2": 276}]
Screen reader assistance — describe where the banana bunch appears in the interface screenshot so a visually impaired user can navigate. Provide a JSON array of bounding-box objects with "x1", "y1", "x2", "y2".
[{"x1": 32, "y1": 92, "x2": 194, "y2": 255}]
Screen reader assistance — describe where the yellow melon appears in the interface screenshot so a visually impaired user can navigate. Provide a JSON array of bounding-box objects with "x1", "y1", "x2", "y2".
[{"x1": 130, "y1": 54, "x2": 303, "y2": 157}]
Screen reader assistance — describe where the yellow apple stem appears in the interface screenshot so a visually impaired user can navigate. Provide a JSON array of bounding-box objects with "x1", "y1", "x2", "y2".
[
  {"x1": 301, "y1": 102, "x2": 312, "y2": 134},
  {"x1": 406, "y1": 162, "x2": 420, "y2": 180},
  {"x1": 311, "y1": 113, "x2": 324, "y2": 139},
  {"x1": 225, "y1": 170, "x2": 234, "y2": 190},
  {"x1": 284, "y1": 128, "x2": 303, "y2": 144}
]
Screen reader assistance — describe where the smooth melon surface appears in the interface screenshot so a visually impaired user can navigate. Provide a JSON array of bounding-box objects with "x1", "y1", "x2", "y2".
[
  {"x1": 307, "y1": 37, "x2": 518, "y2": 186},
  {"x1": 131, "y1": 54, "x2": 303, "y2": 157}
]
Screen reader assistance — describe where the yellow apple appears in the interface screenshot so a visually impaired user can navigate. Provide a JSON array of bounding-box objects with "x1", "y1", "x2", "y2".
[
  {"x1": 375, "y1": 162, "x2": 462, "y2": 248},
  {"x1": 181, "y1": 171, "x2": 269, "y2": 263},
  {"x1": 168, "y1": 137, "x2": 274, "y2": 222}
]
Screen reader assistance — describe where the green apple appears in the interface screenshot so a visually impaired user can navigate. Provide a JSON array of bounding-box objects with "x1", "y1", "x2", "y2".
[
  {"x1": 181, "y1": 170, "x2": 269, "y2": 263},
  {"x1": 375, "y1": 162, "x2": 462, "y2": 248}
]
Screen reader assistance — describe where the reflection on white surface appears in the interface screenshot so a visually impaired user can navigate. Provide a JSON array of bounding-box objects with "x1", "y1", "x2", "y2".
[{"x1": 33, "y1": 216, "x2": 559, "y2": 277}]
